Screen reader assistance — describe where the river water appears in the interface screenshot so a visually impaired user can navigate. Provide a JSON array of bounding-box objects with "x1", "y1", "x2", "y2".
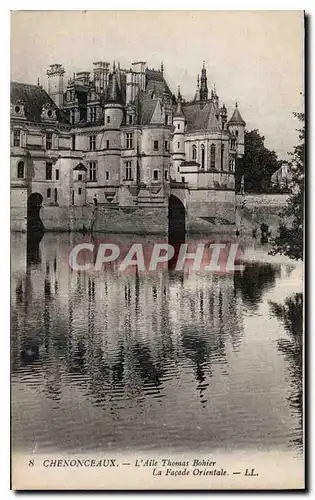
[{"x1": 11, "y1": 232, "x2": 303, "y2": 456}]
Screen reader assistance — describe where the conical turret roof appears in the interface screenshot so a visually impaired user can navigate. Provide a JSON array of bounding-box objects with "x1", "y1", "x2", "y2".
[
  {"x1": 228, "y1": 102, "x2": 245, "y2": 125},
  {"x1": 105, "y1": 69, "x2": 123, "y2": 104},
  {"x1": 174, "y1": 86, "x2": 185, "y2": 118}
]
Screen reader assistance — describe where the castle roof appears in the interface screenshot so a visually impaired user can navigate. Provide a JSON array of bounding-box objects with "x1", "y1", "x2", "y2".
[
  {"x1": 105, "y1": 71, "x2": 123, "y2": 104},
  {"x1": 228, "y1": 103, "x2": 246, "y2": 126},
  {"x1": 140, "y1": 99, "x2": 159, "y2": 125},
  {"x1": 10, "y1": 81, "x2": 69, "y2": 124},
  {"x1": 145, "y1": 69, "x2": 172, "y2": 97},
  {"x1": 182, "y1": 101, "x2": 221, "y2": 132}
]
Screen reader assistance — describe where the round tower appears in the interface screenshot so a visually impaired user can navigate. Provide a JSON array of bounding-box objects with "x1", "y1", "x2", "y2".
[
  {"x1": 103, "y1": 65, "x2": 124, "y2": 188},
  {"x1": 228, "y1": 102, "x2": 246, "y2": 157},
  {"x1": 172, "y1": 87, "x2": 186, "y2": 182}
]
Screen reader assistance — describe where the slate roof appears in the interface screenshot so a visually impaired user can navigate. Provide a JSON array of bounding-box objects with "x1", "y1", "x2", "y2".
[
  {"x1": 11, "y1": 81, "x2": 69, "y2": 124},
  {"x1": 139, "y1": 99, "x2": 158, "y2": 125},
  {"x1": 182, "y1": 101, "x2": 221, "y2": 132},
  {"x1": 105, "y1": 72, "x2": 123, "y2": 104},
  {"x1": 145, "y1": 69, "x2": 172, "y2": 97},
  {"x1": 228, "y1": 104, "x2": 246, "y2": 126}
]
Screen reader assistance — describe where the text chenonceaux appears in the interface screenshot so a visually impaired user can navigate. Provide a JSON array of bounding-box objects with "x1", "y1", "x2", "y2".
[{"x1": 68, "y1": 242, "x2": 245, "y2": 273}]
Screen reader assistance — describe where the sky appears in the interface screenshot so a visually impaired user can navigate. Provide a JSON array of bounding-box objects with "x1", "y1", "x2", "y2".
[{"x1": 11, "y1": 10, "x2": 304, "y2": 160}]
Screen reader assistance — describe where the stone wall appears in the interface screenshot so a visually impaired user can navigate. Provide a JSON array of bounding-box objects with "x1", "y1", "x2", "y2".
[
  {"x1": 236, "y1": 193, "x2": 290, "y2": 232},
  {"x1": 39, "y1": 205, "x2": 169, "y2": 234},
  {"x1": 11, "y1": 192, "x2": 290, "y2": 235}
]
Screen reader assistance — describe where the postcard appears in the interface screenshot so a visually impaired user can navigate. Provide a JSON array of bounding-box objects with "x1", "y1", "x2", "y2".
[{"x1": 10, "y1": 10, "x2": 304, "y2": 490}]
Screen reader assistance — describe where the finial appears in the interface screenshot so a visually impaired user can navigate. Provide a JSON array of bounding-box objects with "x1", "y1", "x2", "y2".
[
  {"x1": 73, "y1": 72, "x2": 75, "y2": 81},
  {"x1": 161, "y1": 61, "x2": 164, "y2": 73},
  {"x1": 236, "y1": 101, "x2": 238, "y2": 107},
  {"x1": 37, "y1": 77, "x2": 40, "y2": 86},
  {"x1": 203, "y1": 60, "x2": 205, "y2": 69},
  {"x1": 113, "y1": 61, "x2": 116, "y2": 72},
  {"x1": 197, "y1": 74, "x2": 200, "y2": 87},
  {"x1": 118, "y1": 61, "x2": 120, "y2": 70},
  {"x1": 177, "y1": 85, "x2": 181, "y2": 99}
]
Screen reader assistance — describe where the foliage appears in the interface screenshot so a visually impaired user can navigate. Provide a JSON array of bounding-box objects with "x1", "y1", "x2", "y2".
[
  {"x1": 270, "y1": 111, "x2": 304, "y2": 260},
  {"x1": 235, "y1": 129, "x2": 279, "y2": 193}
]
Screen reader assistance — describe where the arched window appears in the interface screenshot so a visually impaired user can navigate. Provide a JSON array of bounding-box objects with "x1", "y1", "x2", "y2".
[
  {"x1": 54, "y1": 188, "x2": 58, "y2": 203},
  {"x1": 201, "y1": 144, "x2": 205, "y2": 169},
  {"x1": 221, "y1": 144, "x2": 225, "y2": 171},
  {"x1": 47, "y1": 188, "x2": 51, "y2": 198},
  {"x1": 17, "y1": 161, "x2": 24, "y2": 179},
  {"x1": 192, "y1": 145, "x2": 197, "y2": 161},
  {"x1": 210, "y1": 144, "x2": 216, "y2": 170}
]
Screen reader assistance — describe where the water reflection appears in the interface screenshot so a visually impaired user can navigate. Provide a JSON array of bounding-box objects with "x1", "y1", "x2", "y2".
[
  {"x1": 11, "y1": 232, "x2": 303, "y2": 453},
  {"x1": 269, "y1": 293, "x2": 303, "y2": 452},
  {"x1": 234, "y1": 262, "x2": 280, "y2": 310}
]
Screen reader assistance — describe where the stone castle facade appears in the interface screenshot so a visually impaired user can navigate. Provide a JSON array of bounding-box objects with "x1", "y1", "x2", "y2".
[{"x1": 10, "y1": 60, "x2": 245, "y2": 233}]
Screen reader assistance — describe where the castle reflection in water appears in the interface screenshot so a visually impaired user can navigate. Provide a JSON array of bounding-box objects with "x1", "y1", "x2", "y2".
[{"x1": 11, "y1": 232, "x2": 303, "y2": 453}]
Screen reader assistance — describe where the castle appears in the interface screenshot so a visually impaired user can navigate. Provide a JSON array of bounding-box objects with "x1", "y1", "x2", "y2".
[{"x1": 10, "y1": 60, "x2": 245, "y2": 234}]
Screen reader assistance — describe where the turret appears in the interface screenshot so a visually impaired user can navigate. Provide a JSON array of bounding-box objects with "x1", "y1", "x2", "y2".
[
  {"x1": 46, "y1": 64, "x2": 65, "y2": 108},
  {"x1": 103, "y1": 65, "x2": 124, "y2": 188},
  {"x1": 172, "y1": 87, "x2": 185, "y2": 181},
  {"x1": 228, "y1": 102, "x2": 246, "y2": 156},
  {"x1": 200, "y1": 61, "x2": 208, "y2": 101},
  {"x1": 194, "y1": 75, "x2": 201, "y2": 102},
  {"x1": 220, "y1": 103, "x2": 228, "y2": 130},
  {"x1": 104, "y1": 64, "x2": 124, "y2": 127}
]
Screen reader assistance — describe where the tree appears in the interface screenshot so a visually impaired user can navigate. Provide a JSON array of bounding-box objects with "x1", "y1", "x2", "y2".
[
  {"x1": 235, "y1": 129, "x2": 279, "y2": 193},
  {"x1": 270, "y1": 111, "x2": 304, "y2": 260}
]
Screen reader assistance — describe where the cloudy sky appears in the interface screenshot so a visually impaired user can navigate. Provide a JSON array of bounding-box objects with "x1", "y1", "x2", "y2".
[{"x1": 11, "y1": 10, "x2": 304, "y2": 159}]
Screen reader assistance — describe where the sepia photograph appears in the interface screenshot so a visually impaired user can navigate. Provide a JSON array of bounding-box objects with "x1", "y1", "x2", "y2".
[{"x1": 10, "y1": 10, "x2": 305, "y2": 490}]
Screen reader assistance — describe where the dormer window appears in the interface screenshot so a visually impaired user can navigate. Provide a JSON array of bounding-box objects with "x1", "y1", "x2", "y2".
[
  {"x1": 11, "y1": 100, "x2": 26, "y2": 118},
  {"x1": 128, "y1": 114, "x2": 133, "y2": 125},
  {"x1": 41, "y1": 104, "x2": 57, "y2": 122}
]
